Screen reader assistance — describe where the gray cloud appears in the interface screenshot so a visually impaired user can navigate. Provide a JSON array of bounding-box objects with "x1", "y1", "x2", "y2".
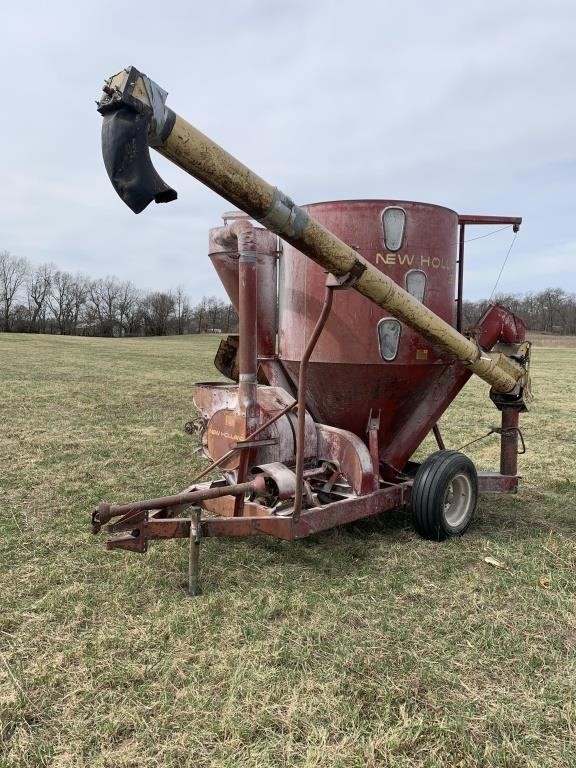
[{"x1": 1, "y1": 0, "x2": 574, "y2": 301}]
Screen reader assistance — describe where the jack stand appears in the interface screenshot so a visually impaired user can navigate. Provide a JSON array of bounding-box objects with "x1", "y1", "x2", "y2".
[{"x1": 188, "y1": 508, "x2": 202, "y2": 596}]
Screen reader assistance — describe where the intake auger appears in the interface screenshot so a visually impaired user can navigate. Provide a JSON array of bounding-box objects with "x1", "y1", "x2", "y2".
[{"x1": 94, "y1": 66, "x2": 531, "y2": 594}]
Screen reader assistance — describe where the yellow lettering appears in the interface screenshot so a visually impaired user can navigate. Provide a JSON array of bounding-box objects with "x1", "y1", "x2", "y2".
[
  {"x1": 432, "y1": 257, "x2": 441, "y2": 268},
  {"x1": 208, "y1": 428, "x2": 243, "y2": 441},
  {"x1": 420, "y1": 256, "x2": 430, "y2": 267},
  {"x1": 398, "y1": 254, "x2": 415, "y2": 266}
]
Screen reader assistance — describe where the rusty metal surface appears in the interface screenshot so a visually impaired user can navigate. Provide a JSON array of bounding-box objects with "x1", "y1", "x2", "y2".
[
  {"x1": 279, "y1": 200, "x2": 460, "y2": 367},
  {"x1": 190, "y1": 395, "x2": 298, "y2": 484},
  {"x1": 458, "y1": 215, "x2": 522, "y2": 228},
  {"x1": 275, "y1": 199, "x2": 517, "y2": 474},
  {"x1": 500, "y1": 409, "x2": 520, "y2": 476},
  {"x1": 103, "y1": 467, "x2": 518, "y2": 552},
  {"x1": 457, "y1": 223, "x2": 465, "y2": 332},
  {"x1": 213, "y1": 335, "x2": 267, "y2": 383},
  {"x1": 194, "y1": 382, "x2": 237, "y2": 417},
  {"x1": 198, "y1": 384, "x2": 316, "y2": 471},
  {"x1": 201, "y1": 496, "x2": 270, "y2": 517},
  {"x1": 378, "y1": 362, "x2": 472, "y2": 477},
  {"x1": 316, "y1": 424, "x2": 376, "y2": 495},
  {"x1": 477, "y1": 472, "x2": 519, "y2": 494},
  {"x1": 282, "y1": 297, "x2": 527, "y2": 477},
  {"x1": 206, "y1": 408, "x2": 247, "y2": 470},
  {"x1": 101, "y1": 468, "x2": 520, "y2": 558},
  {"x1": 209, "y1": 225, "x2": 278, "y2": 358},
  {"x1": 293, "y1": 483, "x2": 409, "y2": 537},
  {"x1": 105, "y1": 482, "x2": 413, "y2": 551},
  {"x1": 251, "y1": 462, "x2": 297, "y2": 500},
  {"x1": 238, "y1": 249, "x2": 258, "y2": 434},
  {"x1": 202, "y1": 515, "x2": 294, "y2": 539},
  {"x1": 257, "y1": 357, "x2": 298, "y2": 398},
  {"x1": 366, "y1": 410, "x2": 381, "y2": 488},
  {"x1": 293, "y1": 281, "x2": 335, "y2": 518},
  {"x1": 106, "y1": 515, "x2": 294, "y2": 550},
  {"x1": 471, "y1": 305, "x2": 527, "y2": 347},
  {"x1": 432, "y1": 424, "x2": 446, "y2": 450},
  {"x1": 93, "y1": 476, "x2": 266, "y2": 528}
]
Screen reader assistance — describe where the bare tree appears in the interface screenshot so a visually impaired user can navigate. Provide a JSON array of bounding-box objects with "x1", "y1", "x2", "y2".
[
  {"x1": 117, "y1": 281, "x2": 139, "y2": 335},
  {"x1": 0, "y1": 251, "x2": 29, "y2": 331},
  {"x1": 174, "y1": 285, "x2": 190, "y2": 335},
  {"x1": 192, "y1": 296, "x2": 208, "y2": 333},
  {"x1": 539, "y1": 288, "x2": 567, "y2": 333},
  {"x1": 206, "y1": 297, "x2": 226, "y2": 331},
  {"x1": 48, "y1": 270, "x2": 75, "y2": 334},
  {"x1": 27, "y1": 263, "x2": 53, "y2": 332},
  {"x1": 70, "y1": 275, "x2": 89, "y2": 334},
  {"x1": 142, "y1": 291, "x2": 175, "y2": 336},
  {"x1": 89, "y1": 276, "x2": 122, "y2": 336},
  {"x1": 224, "y1": 302, "x2": 236, "y2": 333}
]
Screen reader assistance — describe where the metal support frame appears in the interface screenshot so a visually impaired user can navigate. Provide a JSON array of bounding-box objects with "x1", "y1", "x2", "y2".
[
  {"x1": 101, "y1": 466, "x2": 522, "y2": 555},
  {"x1": 292, "y1": 269, "x2": 369, "y2": 520},
  {"x1": 367, "y1": 410, "x2": 381, "y2": 486},
  {"x1": 456, "y1": 223, "x2": 465, "y2": 332},
  {"x1": 188, "y1": 508, "x2": 202, "y2": 596},
  {"x1": 432, "y1": 424, "x2": 446, "y2": 450},
  {"x1": 293, "y1": 280, "x2": 335, "y2": 520},
  {"x1": 455, "y1": 216, "x2": 522, "y2": 334},
  {"x1": 499, "y1": 407, "x2": 521, "y2": 477}
]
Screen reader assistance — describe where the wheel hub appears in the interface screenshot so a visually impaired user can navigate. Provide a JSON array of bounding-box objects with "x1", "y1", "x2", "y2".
[{"x1": 443, "y1": 473, "x2": 472, "y2": 528}]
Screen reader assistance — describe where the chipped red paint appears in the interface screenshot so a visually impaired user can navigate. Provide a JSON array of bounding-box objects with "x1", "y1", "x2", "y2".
[
  {"x1": 278, "y1": 200, "x2": 461, "y2": 473},
  {"x1": 499, "y1": 409, "x2": 520, "y2": 477},
  {"x1": 209, "y1": 225, "x2": 278, "y2": 357}
]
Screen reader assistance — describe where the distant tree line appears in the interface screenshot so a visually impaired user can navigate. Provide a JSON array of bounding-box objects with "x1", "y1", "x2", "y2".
[
  {"x1": 1, "y1": 250, "x2": 575, "y2": 337},
  {"x1": 0, "y1": 250, "x2": 238, "y2": 336},
  {"x1": 463, "y1": 288, "x2": 576, "y2": 335}
]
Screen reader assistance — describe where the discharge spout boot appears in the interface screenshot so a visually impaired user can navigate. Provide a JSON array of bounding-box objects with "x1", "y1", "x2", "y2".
[
  {"x1": 96, "y1": 67, "x2": 530, "y2": 404},
  {"x1": 98, "y1": 68, "x2": 177, "y2": 213}
]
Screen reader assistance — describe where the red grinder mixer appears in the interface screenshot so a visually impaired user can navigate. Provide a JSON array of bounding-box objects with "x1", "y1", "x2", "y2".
[{"x1": 92, "y1": 67, "x2": 530, "y2": 594}]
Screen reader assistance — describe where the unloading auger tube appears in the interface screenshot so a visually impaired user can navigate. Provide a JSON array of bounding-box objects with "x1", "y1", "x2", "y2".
[{"x1": 97, "y1": 66, "x2": 528, "y2": 398}]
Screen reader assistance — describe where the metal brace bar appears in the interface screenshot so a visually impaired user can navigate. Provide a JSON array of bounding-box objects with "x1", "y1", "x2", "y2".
[{"x1": 188, "y1": 508, "x2": 202, "y2": 596}]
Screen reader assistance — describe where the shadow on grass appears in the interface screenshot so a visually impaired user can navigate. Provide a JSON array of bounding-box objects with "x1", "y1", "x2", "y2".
[{"x1": 191, "y1": 485, "x2": 575, "y2": 592}]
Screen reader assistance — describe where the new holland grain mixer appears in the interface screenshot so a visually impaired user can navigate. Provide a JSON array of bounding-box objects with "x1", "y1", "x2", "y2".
[{"x1": 92, "y1": 67, "x2": 531, "y2": 593}]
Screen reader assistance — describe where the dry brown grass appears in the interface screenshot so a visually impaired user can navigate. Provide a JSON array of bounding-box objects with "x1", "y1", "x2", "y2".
[
  {"x1": 527, "y1": 333, "x2": 576, "y2": 348},
  {"x1": 0, "y1": 333, "x2": 574, "y2": 767}
]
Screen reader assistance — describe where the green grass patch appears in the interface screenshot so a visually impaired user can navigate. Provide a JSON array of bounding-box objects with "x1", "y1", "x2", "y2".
[{"x1": 0, "y1": 333, "x2": 574, "y2": 767}]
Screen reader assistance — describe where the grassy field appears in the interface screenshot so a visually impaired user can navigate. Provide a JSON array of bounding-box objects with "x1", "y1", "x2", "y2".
[
  {"x1": 527, "y1": 333, "x2": 576, "y2": 348},
  {"x1": 1, "y1": 333, "x2": 574, "y2": 768}
]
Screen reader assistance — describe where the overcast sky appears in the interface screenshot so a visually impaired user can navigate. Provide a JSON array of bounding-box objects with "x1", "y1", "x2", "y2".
[{"x1": 1, "y1": 0, "x2": 574, "y2": 302}]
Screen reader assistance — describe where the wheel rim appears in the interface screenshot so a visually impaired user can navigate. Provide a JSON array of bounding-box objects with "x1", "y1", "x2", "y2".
[{"x1": 443, "y1": 473, "x2": 473, "y2": 528}]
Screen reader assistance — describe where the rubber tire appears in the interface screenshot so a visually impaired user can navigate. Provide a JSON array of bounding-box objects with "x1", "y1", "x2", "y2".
[{"x1": 410, "y1": 450, "x2": 478, "y2": 541}]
